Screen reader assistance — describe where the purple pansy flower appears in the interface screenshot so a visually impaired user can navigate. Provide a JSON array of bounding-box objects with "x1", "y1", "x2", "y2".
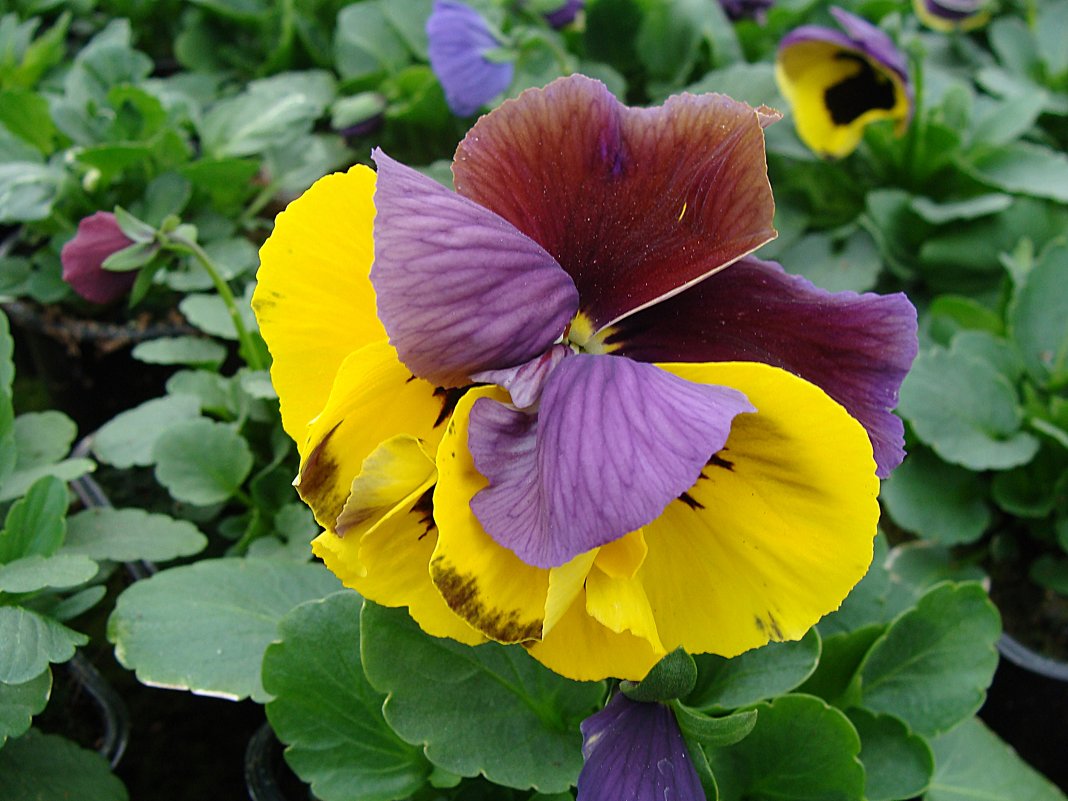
[
  {"x1": 913, "y1": 0, "x2": 989, "y2": 31},
  {"x1": 543, "y1": 0, "x2": 584, "y2": 27},
  {"x1": 60, "y1": 211, "x2": 137, "y2": 304},
  {"x1": 719, "y1": 0, "x2": 774, "y2": 23},
  {"x1": 427, "y1": 0, "x2": 515, "y2": 117},
  {"x1": 578, "y1": 693, "x2": 704, "y2": 801}
]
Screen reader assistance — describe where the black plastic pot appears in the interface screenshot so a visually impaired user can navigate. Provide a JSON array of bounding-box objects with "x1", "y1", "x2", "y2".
[
  {"x1": 246, "y1": 721, "x2": 317, "y2": 801},
  {"x1": 979, "y1": 633, "x2": 1068, "y2": 792}
]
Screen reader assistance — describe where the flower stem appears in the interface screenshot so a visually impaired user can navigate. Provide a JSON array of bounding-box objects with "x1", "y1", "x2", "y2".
[{"x1": 168, "y1": 233, "x2": 267, "y2": 372}]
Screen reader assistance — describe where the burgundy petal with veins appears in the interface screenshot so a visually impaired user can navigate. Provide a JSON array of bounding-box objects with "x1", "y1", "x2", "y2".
[
  {"x1": 371, "y1": 149, "x2": 579, "y2": 388},
  {"x1": 452, "y1": 74, "x2": 777, "y2": 332},
  {"x1": 607, "y1": 257, "x2": 918, "y2": 476},
  {"x1": 467, "y1": 353, "x2": 754, "y2": 569},
  {"x1": 578, "y1": 693, "x2": 704, "y2": 801}
]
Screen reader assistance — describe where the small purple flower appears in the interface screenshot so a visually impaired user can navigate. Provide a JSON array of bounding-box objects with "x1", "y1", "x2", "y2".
[
  {"x1": 427, "y1": 0, "x2": 515, "y2": 117},
  {"x1": 60, "y1": 211, "x2": 137, "y2": 304},
  {"x1": 543, "y1": 0, "x2": 584, "y2": 28},
  {"x1": 578, "y1": 693, "x2": 705, "y2": 801},
  {"x1": 719, "y1": 0, "x2": 774, "y2": 23}
]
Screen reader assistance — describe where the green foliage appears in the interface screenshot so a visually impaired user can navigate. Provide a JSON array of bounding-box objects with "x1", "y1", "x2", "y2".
[{"x1": 0, "y1": 729, "x2": 128, "y2": 800}]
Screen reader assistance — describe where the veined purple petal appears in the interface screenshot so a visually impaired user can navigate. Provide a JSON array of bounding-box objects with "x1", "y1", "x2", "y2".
[
  {"x1": 427, "y1": 0, "x2": 514, "y2": 117},
  {"x1": 371, "y1": 149, "x2": 579, "y2": 388},
  {"x1": 543, "y1": 0, "x2": 584, "y2": 27},
  {"x1": 607, "y1": 257, "x2": 918, "y2": 477},
  {"x1": 453, "y1": 75, "x2": 776, "y2": 332},
  {"x1": 471, "y1": 343, "x2": 573, "y2": 409},
  {"x1": 578, "y1": 693, "x2": 704, "y2": 801},
  {"x1": 467, "y1": 354, "x2": 755, "y2": 568},
  {"x1": 60, "y1": 211, "x2": 137, "y2": 304}
]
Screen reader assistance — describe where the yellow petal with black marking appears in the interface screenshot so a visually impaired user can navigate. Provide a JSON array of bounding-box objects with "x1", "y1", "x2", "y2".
[
  {"x1": 297, "y1": 340, "x2": 450, "y2": 530},
  {"x1": 431, "y1": 387, "x2": 551, "y2": 644},
  {"x1": 638, "y1": 360, "x2": 879, "y2": 657},
  {"x1": 252, "y1": 165, "x2": 385, "y2": 440}
]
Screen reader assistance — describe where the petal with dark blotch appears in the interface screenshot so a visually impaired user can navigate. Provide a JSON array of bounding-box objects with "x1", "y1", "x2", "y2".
[
  {"x1": 577, "y1": 693, "x2": 704, "y2": 801},
  {"x1": 452, "y1": 74, "x2": 777, "y2": 331},
  {"x1": 467, "y1": 353, "x2": 755, "y2": 568},
  {"x1": 607, "y1": 257, "x2": 917, "y2": 476},
  {"x1": 371, "y1": 149, "x2": 579, "y2": 388}
]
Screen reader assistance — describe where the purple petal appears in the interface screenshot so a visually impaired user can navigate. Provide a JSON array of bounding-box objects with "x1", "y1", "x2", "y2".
[
  {"x1": 607, "y1": 257, "x2": 918, "y2": 477},
  {"x1": 719, "y1": 0, "x2": 774, "y2": 22},
  {"x1": 578, "y1": 693, "x2": 704, "y2": 801},
  {"x1": 780, "y1": 8, "x2": 909, "y2": 87},
  {"x1": 452, "y1": 75, "x2": 776, "y2": 331},
  {"x1": 371, "y1": 149, "x2": 579, "y2": 388},
  {"x1": 471, "y1": 343, "x2": 573, "y2": 409},
  {"x1": 543, "y1": 0, "x2": 584, "y2": 27},
  {"x1": 427, "y1": 0, "x2": 514, "y2": 117},
  {"x1": 467, "y1": 354, "x2": 755, "y2": 568},
  {"x1": 60, "y1": 211, "x2": 137, "y2": 304}
]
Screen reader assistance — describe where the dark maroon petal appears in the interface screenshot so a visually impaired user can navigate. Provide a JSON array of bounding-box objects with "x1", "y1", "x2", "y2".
[
  {"x1": 452, "y1": 75, "x2": 777, "y2": 332},
  {"x1": 578, "y1": 693, "x2": 704, "y2": 801},
  {"x1": 607, "y1": 257, "x2": 918, "y2": 477},
  {"x1": 467, "y1": 354, "x2": 754, "y2": 568},
  {"x1": 427, "y1": 0, "x2": 515, "y2": 117},
  {"x1": 371, "y1": 149, "x2": 579, "y2": 388},
  {"x1": 60, "y1": 211, "x2": 137, "y2": 304}
]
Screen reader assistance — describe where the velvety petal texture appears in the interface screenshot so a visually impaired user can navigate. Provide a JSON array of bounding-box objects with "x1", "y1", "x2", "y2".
[
  {"x1": 607, "y1": 257, "x2": 917, "y2": 476},
  {"x1": 60, "y1": 212, "x2": 137, "y2": 304},
  {"x1": 452, "y1": 75, "x2": 777, "y2": 330},
  {"x1": 371, "y1": 149, "x2": 579, "y2": 388},
  {"x1": 427, "y1": 0, "x2": 514, "y2": 117},
  {"x1": 467, "y1": 354, "x2": 755, "y2": 568},
  {"x1": 776, "y1": 7, "x2": 912, "y2": 158},
  {"x1": 578, "y1": 693, "x2": 704, "y2": 801}
]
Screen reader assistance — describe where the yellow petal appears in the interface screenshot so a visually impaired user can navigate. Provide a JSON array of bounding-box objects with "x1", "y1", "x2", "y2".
[
  {"x1": 775, "y1": 41, "x2": 910, "y2": 158},
  {"x1": 297, "y1": 340, "x2": 449, "y2": 529},
  {"x1": 544, "y1": 549, "x2": 599, "y2": 635},
  {"x1": 637, "y1": 360, "x2": 879, "y2": 657},
  {"x1": 431, "y1": 387, "x2": 550, "y2": 644},
  {"x1": 585, "y1": 565, "x2": 665, "y2": 653},
  {"x1": 527, "y1": 591, "x2": 666, "y2": 682},
  {"x1": 594, "y1": 529, "x2": 647, "y2": 579},
  {"x1": 252, "y1": 165, "x2": 385, "y2": 440}
]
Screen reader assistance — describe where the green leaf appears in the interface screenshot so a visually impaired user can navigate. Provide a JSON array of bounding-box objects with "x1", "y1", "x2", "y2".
[
  {"x1": 179, "y1": 157, "x2": 260, "y2": 209},
  {"x1": 683, "y1": 62, "x2": 778, "y2": 109},
  {"x1": 951, "y1": 331, "x2": 1024, "y2": 382},
  {"x1": 0, "y1": 476, "x2": 68, "y2": 564},
  {"x1": 970, "y1": 90, "x2": 1048, "y2": 147},
  {"x1": 778, "y1": 229, "x2": 881, "y2": 293},
  {"x1": 262, "y1": 592, "x2": 430, "y2": 801},
  {"x1": 51, "y1": 586, "x2": 107, "y2": 622},
  {"x1": 152, "y1": 418, "x2": 253, "y2": 505},
  {"x1": 704, "y1": 694, "x2": 865, "y2": 801},
  {"x1": 178, "y1": 291, "x2": 257, "y2": 340},
  {"x1": 380, "y1": 0, "x2": 432, "y2": 61},
  {"x1": 819, "y1": 534, "x2": 893, "y2": 635},
  {"x1": 909, "y1": 194, "x2": 1014, "y2": 224},
  {"x1": 966, "y1": 142, "x2": 1068, "y2": 203},
  {"x1": 12, "y1": 412, "x2": 77, "y2": 472},
  {"x1": 621, "y1": 648, "x2": 696, "y2": 702},
  {"x1": 926, "y1": 718, "x2": 1067, "y2": 801},
  {"x1": 0, "y1": 89, "x2": 57, "y2": 154},
  {"x1": 1029, "y1": 555, "x2": 1068, "y2": 595},
  {"x1": 0, "y1": 606, "x2": 87, "y2": 684},
  {"x1": 1009, "y1": 242, "x2": 1068, "y2": 388},
  {"x1": 671, "y1": 703, "x2": 757, "y2": 748},
  {"x1": 360, "y1": 602, "x2": 604, "y2": 793},
  {"x1": 898, "y1": 346, "x2": 1040, "y2": 470},
  {"x1": 798, "y1": 625, "x2": 885, "y2": 708},
  {"x1": 636, "y1": 0, "x2": 705, "y2": 86},
  {"x1": 858, "y1": 583, "x2": 999, "y2": 736},
  {"x1": 687, "y1": 628, "x2": 821, "y2": 712},
  {"x1": 846, "y1": 708, "x2": 933, "y2": 801},
  {"x1": 0, "y1": 670, "x2": 51, "y2": 748},
  {"x1": 0, "y1": 729, "x2": 128, "y2": 800},
  {"x1": 0, "y1": 458, "x2": 94, "y2": 504},
  {"x1": 64, "y1": 508, "x2": 207, "y2": 563},
  {"x1": 108, "y1": 558, "x2": 340, "y2": 702},
  {"x1": 882, "y1": 543, "x2": 987, "y2": 619},
  {"x1": 91, "y1": 395, "x2": 200, "y2": 468},
  {"x1": 0, "y1": 554, "x2": 98, "y2": 593},
  {"x1": 335, "y1": 1, "x2": 411, "y2": 81},
  {"x1": 880, "y1": 447, "x2": 992, "y2": 545},
  {"x1": 0, "y1": 161, "x2": 61, "y2": 223},
  {"x1": 131, "y1": 336, "x2": 227, "y2": 368}
]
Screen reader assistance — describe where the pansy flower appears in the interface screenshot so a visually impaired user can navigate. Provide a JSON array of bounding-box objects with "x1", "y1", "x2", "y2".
[
  {"x1": 253, "y1": 75, "x2": 917, "y2": 681},
  {"x1": 719, "y1": 0, "x2": 775, "y2": 23},
  {"x1": 543, "y1": 0, "x2": 584, "y2": 28},
  {"x1": 427, "y1": 0, "x2": 514, "y2": 117},
  {"x1": 912, "y1": 0, "x2": 989, "y2": 32},
  {"x1": 775, "y1": 7, "x2": 913, "y2": 158},
  {"x1": 61, "y1": 211, "x2": 137, "y2": 304},
  {"x1": 578, "y1": 692, "x2": 703, "y2": 801}
]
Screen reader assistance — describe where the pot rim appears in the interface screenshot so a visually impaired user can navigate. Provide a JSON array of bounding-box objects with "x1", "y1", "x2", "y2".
[{"x1": 997, "y1": 632, "x2": 1068, "y2": 681}]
